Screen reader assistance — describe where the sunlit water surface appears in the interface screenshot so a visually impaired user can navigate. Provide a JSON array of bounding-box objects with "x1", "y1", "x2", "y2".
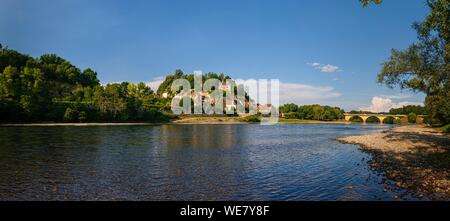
[{"x1": 0, "y1": 124, "x2": 418, "y2": 200}]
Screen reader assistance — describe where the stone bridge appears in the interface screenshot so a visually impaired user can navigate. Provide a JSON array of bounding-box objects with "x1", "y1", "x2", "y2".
[{"x1": 343, "y1": 114, "x2": 425, "y2": 124}]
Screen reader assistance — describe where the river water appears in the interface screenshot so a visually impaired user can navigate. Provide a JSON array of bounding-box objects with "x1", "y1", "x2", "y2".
[{"x1": 0, "y1": 124, "x2": 417, "y2": 200}]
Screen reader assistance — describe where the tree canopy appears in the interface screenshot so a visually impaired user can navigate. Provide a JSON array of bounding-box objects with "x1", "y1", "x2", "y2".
[
  {"x1": 0, "y1": 47, "x2": 170, "y2": 122},
  {"x1": 389, "y1": 105, "x2": 426, "y2": 115},
  {"x1": 279, "y1": 104, "x2": 345, "y2": 121},
  {"x1": 156, "y1": 70, "x2": 231, "y2": 96}
]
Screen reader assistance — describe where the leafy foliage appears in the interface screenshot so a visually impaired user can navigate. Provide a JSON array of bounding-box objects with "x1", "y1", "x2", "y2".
[
  {"x1": 368, "y1": 0, "x2": 450, "y2": 125},
  {"x1": 279, "y1": 104, "x2": 345, "y2": 121},
  {"x1": 0, "y1": 47, "x2": 169, "y2": 122},
  {"x1": 442, "y1": 124, "x2": 450, "y2": 132},
  {"x1": 157, "y1": 70, "x2": 231, "y2": 96},
  {"x1": 348, "y1": 110, "x2": 377, "y2": 114},
  {"x1": 389, "y1": 105, "x2": 426, "y2": 115}
]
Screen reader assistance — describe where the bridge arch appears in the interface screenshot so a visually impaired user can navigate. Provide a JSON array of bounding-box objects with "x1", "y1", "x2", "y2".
[
  {"x1": 343, "y1": 114, "x2": 409, "y2": 124},
  {"x1": 382, "y1": 116, "x2": 395, "y2": 124},
  {"x1": 348, "y1": 116, "x2": 364, "y2": 123},
  {"x1": 365, "y1": 116, "x2": 381, "y2": 124}
]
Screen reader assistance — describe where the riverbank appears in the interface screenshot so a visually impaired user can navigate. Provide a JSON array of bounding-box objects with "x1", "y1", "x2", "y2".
[
  {"x1": 0, "y1": 122, "x2": 162, "y2": 127},
  {"x1": 0, "y1": 118, "x2": 359, "y2": 126},
  {"x1": 171, "y1": 116, "x2": 248, "y2": 124},
  {"x1": 172, "y1": 116, "x2": 352, "y2": 124},
  {"x1": 337, "y1": 125, "x2": 450, "y2": 199}
]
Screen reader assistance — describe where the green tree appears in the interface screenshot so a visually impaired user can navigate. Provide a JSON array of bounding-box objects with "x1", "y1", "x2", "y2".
[
  {"x1": 284, "y1": 112, "x2": 300, "y2": 119},
  {"x1": 64, "y1": 107, "x2": 77, "y2": 121},
  {"x1": 279, "y1": 103, "x2": 298, "y2": 113},
  {"x1": 280, "y1": 104, "x2": 344, "y2": 121},
  {"x1": 365, "y1": 0, "x2": 450, "y2": 125},
  {"x1": 0, "y1": 47, "x2": 169, "y2": 123},
  {"x1": 408, "y1": 112, "x2": 418, "y2": 123},
  {"x1": 81, "y1": 68, "x2": 100, "y2": 87},
  {"x1": 157, "y1": 69, "x2": 184, "y2": 95},
  {"x1": 389, "y1": 105, "x2": 426, "y2": 115},
  {"x1": 93, "y1": 83, "x2": 127, "y2": 120},
  {"x1": 78, "y1": 111, "x2": 87, "y2": 122}
]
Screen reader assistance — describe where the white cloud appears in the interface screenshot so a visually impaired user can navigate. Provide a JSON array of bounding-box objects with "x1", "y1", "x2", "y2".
[
  {"x1": 306, "y1": 62, "x2": 320, "y2": 66},
  {"x1": 360, "y1": 96, "x2": 423, "y2": 113},
  {"x1": 146, "y1": 76, "x2": 165, "y2": 91},
  {"x1": 307, "y1": 62, "x2": 340, "y2": 73},
  {"x1": 279, "y1": 82, "x2": 341, "y2": 104},
  {"x1": 380, "y1": 94, "x2": 412, "y2": 99},
  {"x1": 320, "y1": 64, "x2": 339, "y2": 73}
]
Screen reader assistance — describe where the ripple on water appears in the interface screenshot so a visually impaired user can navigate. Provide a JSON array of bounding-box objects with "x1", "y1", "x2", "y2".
[{"x1": 0, "y1": 124, "x2": 418, "y2": 200}]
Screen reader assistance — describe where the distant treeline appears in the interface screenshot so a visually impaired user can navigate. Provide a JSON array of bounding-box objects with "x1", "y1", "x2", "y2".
[
  {"x1": 280, "y1": 103, "x2": 427, "y2": 123},
  {"x1": 0, "y1": 46, "x2": 254, "y2": 123},
  {"x1": 388, "y1": 105, "x2": 426, "y2": 115},
  {"x1": 157, "y1": 69, "x2": 231, "y2": 95},
  {"x1": 344, "y1": 105, "x2": 427, "y2": 124},
  {"x1": 347, "y1": 105, "x2": 426, "y2": 115},
  {"x1": 0, "y1": 46, "x2": 171, "y2": 122},
  {"x1": 279, "y1": 103, "x2": 344, "y2": 121}
]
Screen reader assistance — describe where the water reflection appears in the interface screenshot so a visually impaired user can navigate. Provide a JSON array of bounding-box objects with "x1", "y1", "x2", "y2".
[
  {"x1": 157, "y1": 125, "x2": 247, "y2": 200},
  {"x1": 159, "y1": 124, "x2": 237, "y2": 150}
]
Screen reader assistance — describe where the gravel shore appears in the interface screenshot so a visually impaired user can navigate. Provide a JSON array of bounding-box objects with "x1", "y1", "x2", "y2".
[{"x1": 337, "y1": 125, "x2": 450, "y2": 200}]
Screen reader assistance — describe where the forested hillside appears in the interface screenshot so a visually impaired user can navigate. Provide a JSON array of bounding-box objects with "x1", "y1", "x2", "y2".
[{"x1": 0, "y1": 46, "x2": 170, "y2": 122}]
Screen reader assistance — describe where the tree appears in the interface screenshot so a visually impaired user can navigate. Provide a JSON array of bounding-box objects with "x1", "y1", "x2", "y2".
[
  {"x1": 408, "y1": 112, "x2": 418, "y2": 123},
  {"x1": 389, "y1": 105, "x2": 425, "y2": 115},
  {"x1": 279, "y1": 104, "x2": 344, "y2": 121},
  {"x1": 349, "y1": 110, "x2": 375, "y2": 114},
  {"x1": 0, "y1": 47, "x2": 169, "y2": 122},
  {"x1": 64, "y1": 107, "x2": 77, "y2": 121},
  {"x1": 78, "y1": 111, "x2": 87, "y2": 122},
  {"x1": 157, "y1": 69, "x2": 184, "y2": 95},
  {"x1": 0, "y1": 48, "x2": 32, "y2": 73},
  {"x1": 284, "y1": 112, "x2": 300, "y2": 119},
  {"x1": 279, "y1": 103, "x2": 298, "y2": 113},
  {"x1": 81, "y1": 68, "x2": 100, "y2": 87},
  {"x1": 365, "y1": 0, "x2": 450, "y2": 125}
]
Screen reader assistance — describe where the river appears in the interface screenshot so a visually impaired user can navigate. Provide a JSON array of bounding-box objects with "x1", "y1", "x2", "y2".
[{"x1": 0, "y1": 124, "x2": 417, "y2": 200}]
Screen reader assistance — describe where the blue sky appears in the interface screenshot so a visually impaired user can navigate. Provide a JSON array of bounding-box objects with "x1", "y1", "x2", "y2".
[{"x1": 1, "y1": 0, "x2": 428, "y2": 111}]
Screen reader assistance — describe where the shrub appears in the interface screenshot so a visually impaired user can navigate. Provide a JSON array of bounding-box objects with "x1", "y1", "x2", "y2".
[{"x1": 63, "y1": 108, "x2": 77, "y2": 122}]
